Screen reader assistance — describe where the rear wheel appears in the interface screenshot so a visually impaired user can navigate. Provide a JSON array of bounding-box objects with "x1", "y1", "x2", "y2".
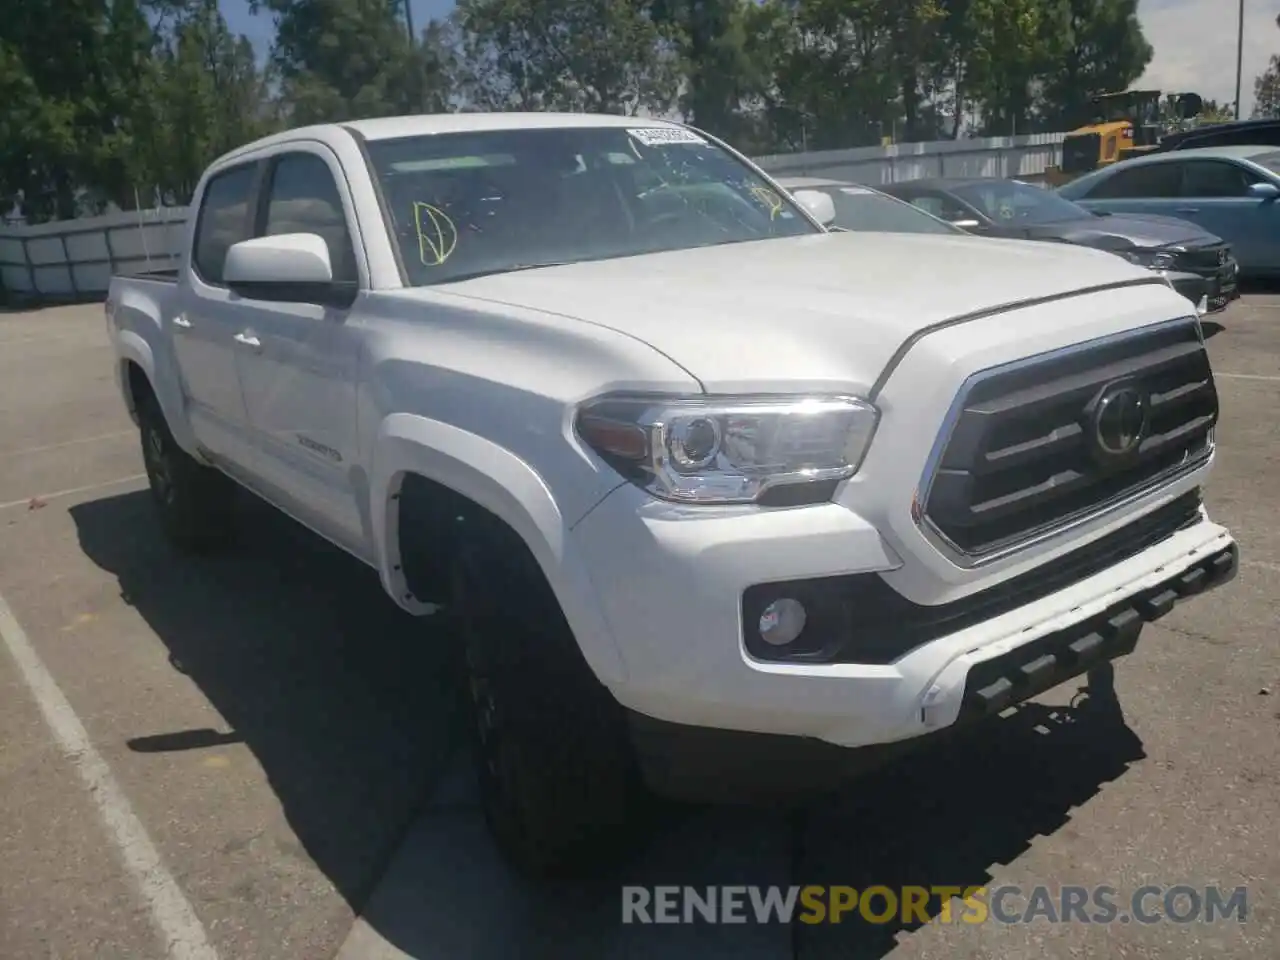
[
  {"x1": 452, "y1": 526, "x2": 648, "y2": 876},
  {"x1": 138, "y1": 396, "x2": 235, "y2": 552}
]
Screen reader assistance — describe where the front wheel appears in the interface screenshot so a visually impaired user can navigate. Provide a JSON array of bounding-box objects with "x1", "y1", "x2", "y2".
[
  {"x1": 138, "y1": 396, "x2": 236, "y2": 553},
  {"x1": 452, "y1": 535, "x2": 648, "y2": 876}
]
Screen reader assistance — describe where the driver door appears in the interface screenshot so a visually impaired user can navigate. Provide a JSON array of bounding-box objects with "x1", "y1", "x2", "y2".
[{"x1": 227, "y1": 148, "x2": 367, "y2": 556}]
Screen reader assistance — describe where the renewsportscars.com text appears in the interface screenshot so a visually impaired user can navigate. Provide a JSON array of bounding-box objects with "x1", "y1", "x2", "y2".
[{"x1": 621, "y1": 885, "x2": 1248, "y2": 926}]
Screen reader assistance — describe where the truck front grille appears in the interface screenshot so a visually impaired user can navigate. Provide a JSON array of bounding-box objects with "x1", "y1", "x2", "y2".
[
  {"x1": 1174, "y1": 243, "x2": 1231, "y2": 275},
  {"x1": 921, "y1": 319, "x2": 1216, "y2": 558}
]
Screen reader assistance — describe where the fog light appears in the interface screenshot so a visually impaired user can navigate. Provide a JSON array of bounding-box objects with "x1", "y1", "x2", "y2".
[{"x1": 759, "y1": 598, "x2": 807, "y2": 646}]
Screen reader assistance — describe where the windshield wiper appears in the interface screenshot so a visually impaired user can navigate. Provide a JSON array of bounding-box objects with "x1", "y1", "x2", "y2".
[{"x1": 437, "y1": 261, "x2": 576, "y2": 284}]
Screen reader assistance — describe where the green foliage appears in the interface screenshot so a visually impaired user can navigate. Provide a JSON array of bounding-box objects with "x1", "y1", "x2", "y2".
[
  {"x1": 0, "y1": 0, "x2": 1164, "y2": 223},
  {"x1": 1255, "y1": 56, "x2": 1280, "y2": 120},
  {"x1": 453, "y1": 0, "x2": 682, "y2": 115}
]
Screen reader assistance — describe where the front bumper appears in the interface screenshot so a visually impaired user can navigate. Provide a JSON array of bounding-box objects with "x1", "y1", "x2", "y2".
[
  {"x1": 1163, "y1": 253, "x2": 1239, "y2": 313},
  {"x1": 572, "y1": 477, "x2": 1237, "y2": 752}
]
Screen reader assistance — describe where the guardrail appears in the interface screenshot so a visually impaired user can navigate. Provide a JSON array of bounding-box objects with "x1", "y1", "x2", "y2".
[{"x1": 0, "y1": 132, "x2": 1064, "y2": 302}]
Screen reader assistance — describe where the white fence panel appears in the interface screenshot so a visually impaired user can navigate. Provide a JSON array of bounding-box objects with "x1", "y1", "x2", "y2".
[{"x1": 0, "y1": 133, "x2": 1064, "y2": 301}]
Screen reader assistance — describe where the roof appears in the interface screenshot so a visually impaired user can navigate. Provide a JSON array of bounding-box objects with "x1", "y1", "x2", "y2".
[
  {"x1": 1160, "y1": 117, "x2": 1280, "y2": 149},
  {"x1": 879, "y1": 177, "x2": 1009, "y2": 191},
  {"x1": 1105, "y1": 144, "x2": 1280, "y2": 165},
  {"x1": 344, "y1": 112, "x2": 682, "y2": 141},
  {"x1": 218, "y1": 112, "x2": 692, "y2": 164},
  {"x1": 773, "y1": 176, "x2": 849, "y2": 188}
]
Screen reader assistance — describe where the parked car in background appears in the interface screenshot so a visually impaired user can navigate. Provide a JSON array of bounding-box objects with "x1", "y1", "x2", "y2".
[
  {"x1": 1056, "y1": 146, "x2": 1280, "y2": 280},
  {"x1": 1152, "y1": 118, "x2": 1280, "y2": 153},
  {"x1": 774, "y1": 176, "x2": 963, "y2": 235},
  {"x1": 881, "y1": 176, "x2": 1238, "y2": 313}
]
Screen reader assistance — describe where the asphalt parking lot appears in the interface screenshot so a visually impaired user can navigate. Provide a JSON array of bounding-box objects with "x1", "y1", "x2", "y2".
[{"x1": 1, "y1": 297, "x2": 1277, "y2": 960}]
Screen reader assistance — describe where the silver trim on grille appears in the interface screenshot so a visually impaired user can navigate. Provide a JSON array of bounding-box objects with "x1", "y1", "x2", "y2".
[{"x1": 912, "y1": 315, "x2": 1211, "y2": 569}]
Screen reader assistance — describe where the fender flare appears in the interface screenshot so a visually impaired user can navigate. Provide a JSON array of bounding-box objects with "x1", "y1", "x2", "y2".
[
  {"x1": 370, "y1": 413, "x2": 628, "y2": 686},
  {"x1": 114, "y1": 328, "x2": 202, "y2": 458}
]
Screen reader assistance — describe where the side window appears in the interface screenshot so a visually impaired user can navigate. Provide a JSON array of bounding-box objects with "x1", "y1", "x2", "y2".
[
  {"x1": 261, "y1": 152, "x2": 358, "y2": 284},
  {"x1": 1084, "y1": 163, "x2": 1180, "y2": 199},
  {"x1": 1178, "y1": 160, "x2": 1259, "y2": 198},
  {"x1": 192, "y1": 164, "x2": 256, "y2": 285},
  {"x1": 909, "y1": 193, "x2": 969, "y2": 223}
]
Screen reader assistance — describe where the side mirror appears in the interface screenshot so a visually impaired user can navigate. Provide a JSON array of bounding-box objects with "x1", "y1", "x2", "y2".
[
  {"x1": 1248, "y1": 181, "x2": 1280, "y2": 200},
  {"x1": 790, "y1": 189, "x2": 837, "y2": 226},
  {"x1": 224, "y1": 233, "x2": 355, "y2": 308},
  {"x1": 950, "y1": 219, "x2": 983, "y2": 230}
]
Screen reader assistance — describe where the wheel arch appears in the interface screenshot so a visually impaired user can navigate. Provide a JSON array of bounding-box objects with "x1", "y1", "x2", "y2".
[
  {"x1": 115, "y1": 329, "x2": 201, "y2": 456},
  {"x1": 371, "y1": 413, "x2": 628, "y2": 686}
]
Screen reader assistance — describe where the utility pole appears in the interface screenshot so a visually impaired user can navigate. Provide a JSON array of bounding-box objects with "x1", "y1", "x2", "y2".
[{"x1": 1235, "y1": 0, "x2": 1245, "y2": 119}]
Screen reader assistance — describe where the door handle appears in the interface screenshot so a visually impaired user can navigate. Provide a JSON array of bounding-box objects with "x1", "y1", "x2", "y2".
[
  {"x1": 232, "y1": 332, "x2": 261, "y2": 349},
  {"x1": 172, "y1": 315, "x2": 192, "y2": 329}
]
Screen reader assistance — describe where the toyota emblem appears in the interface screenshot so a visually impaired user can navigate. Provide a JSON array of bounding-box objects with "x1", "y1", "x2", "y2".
[{"x1": 1094, "y1": 385, "x2": 1149, "y2": 458}]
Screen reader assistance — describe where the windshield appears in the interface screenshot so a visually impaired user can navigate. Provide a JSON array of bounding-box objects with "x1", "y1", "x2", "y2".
[
  {"x1": 363, "y1": 126, "x2": 820, "y2": 285},
  {"x1": 813, "y1": 185, "x2": 961, "y2": 235},
  {"x1": 1250, "y1": 152, "x2": 1280, "y2": 176},
  {"x1": 949, "y1": 180, "x2": 1088, "y2": 225}
]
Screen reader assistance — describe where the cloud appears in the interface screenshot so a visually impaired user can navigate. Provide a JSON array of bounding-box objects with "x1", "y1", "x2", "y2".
[{"x1": 1137, "y1": 0, "x2": 1279, "y2": 116}]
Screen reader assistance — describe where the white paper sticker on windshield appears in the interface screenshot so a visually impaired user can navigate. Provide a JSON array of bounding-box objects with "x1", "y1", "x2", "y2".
[
  {"x1": 627, "y1": 127, "x2": 707, "y2": 147},
  {"x1": 838, "y1": 186, "x2": 874, "y2": 196}
]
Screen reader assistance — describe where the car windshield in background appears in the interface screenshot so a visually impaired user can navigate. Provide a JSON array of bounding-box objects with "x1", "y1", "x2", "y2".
[
  {"x1": 363, "y1": 126, "x2": 820, "y2": 285},
  {"x1": 1250, "y1": 151, "x2": 1280, "y2": 176},
  {"x1": 820, "y1": 185, "x2": 961, "y2": 235},
  {"x1": 950, "y1": 179, "x2": 1089, "y2": 225}
]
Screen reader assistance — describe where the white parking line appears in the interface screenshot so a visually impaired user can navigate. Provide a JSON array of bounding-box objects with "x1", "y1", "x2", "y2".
[
  {"x1": 3, "y1": 430, "x2": 134, "y2": 457},
  {"x1": 1215, "y1": 372, "x2": 1280, "y2": 382},
  {"x1": 0, "y1": 474, "x2": 146, "y2": 512},
  {"x1": 0, "y1": 592, "x2": 219, "y2": 960}
]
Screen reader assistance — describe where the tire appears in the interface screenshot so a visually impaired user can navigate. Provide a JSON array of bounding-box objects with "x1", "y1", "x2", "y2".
[
  {"x1": 137, "y1": 395, "x2": 236, "y2": 553},
  {"x1": 452, "y1": 527, "x2": 648, "y2": 876}
]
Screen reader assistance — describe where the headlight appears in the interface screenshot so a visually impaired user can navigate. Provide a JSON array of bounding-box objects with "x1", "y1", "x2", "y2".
[
  {"x1": 1121, "y1": 249, "x2": 1176, "y2": 271},
  {"x1": 575, "y1": 395, "x2": 880, "y2": 505}
]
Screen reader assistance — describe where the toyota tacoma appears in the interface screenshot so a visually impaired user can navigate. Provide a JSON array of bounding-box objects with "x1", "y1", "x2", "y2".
[{"x1": 106, "y1": 113, "x2": 1238, "y2": 875}]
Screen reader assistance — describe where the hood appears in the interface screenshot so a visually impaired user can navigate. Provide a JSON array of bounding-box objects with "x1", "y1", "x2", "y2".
[
  {"x1": 424, "y1": 232, "x2": 1158, "y2": 394},
  {"x1": 1021, "y1": 212, "x2": 1220, "y2": 250}
]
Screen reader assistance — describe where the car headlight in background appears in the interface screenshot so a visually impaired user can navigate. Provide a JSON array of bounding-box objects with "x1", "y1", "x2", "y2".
[
  {"x1": 1121, "y1": 249, "x2": 1177, "y2": 271},
  {"x1": 576, "y1": 395, "x2": 880, "y2": 505}
]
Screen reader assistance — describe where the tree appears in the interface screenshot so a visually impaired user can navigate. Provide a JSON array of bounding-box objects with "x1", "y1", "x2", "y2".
[
  {"x1": 131, "y1": 0, "x2": 279, "y2": 205},
  {"x1": 252, "y1": 0, "x2": 452, "y2": 122},
  {"x1": 752, "y1": 0, "x2": 907, "y2": 151},
  {"x1": 453, "y1": 0, "x2": 682, "y2": 115},
  {"x1": 650, "y1": 0, "x2": 773, "y2": 145},
  {"x1": 1255, "y1": 55, "x2": 1280, "y2": 119},
  {"x1": 0, "y1": 0, "x2": 156, "y2": 222},
  {"x1": 1035, "y1": 0, "x2": 1152, "y2": 131}
]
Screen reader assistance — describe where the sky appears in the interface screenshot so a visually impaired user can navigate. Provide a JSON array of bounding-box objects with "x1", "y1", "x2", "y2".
[{"x1": 220, "y1": 0, "x2": 1279, "y2": 119}]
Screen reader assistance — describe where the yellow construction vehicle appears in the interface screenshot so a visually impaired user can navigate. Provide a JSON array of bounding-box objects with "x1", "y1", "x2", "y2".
[{"x1": 1043, "y1": 90, "x2": 1203, "y2": 187}]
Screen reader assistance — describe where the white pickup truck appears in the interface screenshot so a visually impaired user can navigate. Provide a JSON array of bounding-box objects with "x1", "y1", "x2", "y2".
[{"x1": 107, "y1": 113, "x2": 1238, "y2": 875}]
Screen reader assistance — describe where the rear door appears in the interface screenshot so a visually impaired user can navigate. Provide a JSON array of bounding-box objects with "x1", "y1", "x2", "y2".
[
  {"x1": 1072, "y1": 161, "x2": 1183, "y2": 219},
  {"x1": 173, "y1": 161, "x2": 261, "y2": 457},
  {"x1": 1169, "y1": 159, "x2": 1276, "y2": 273}
]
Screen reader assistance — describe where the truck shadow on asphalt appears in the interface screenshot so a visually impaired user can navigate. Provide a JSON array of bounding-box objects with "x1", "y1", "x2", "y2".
[{"x1": 70, "y1": 489, "x2": 1145, "y2": 960}]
